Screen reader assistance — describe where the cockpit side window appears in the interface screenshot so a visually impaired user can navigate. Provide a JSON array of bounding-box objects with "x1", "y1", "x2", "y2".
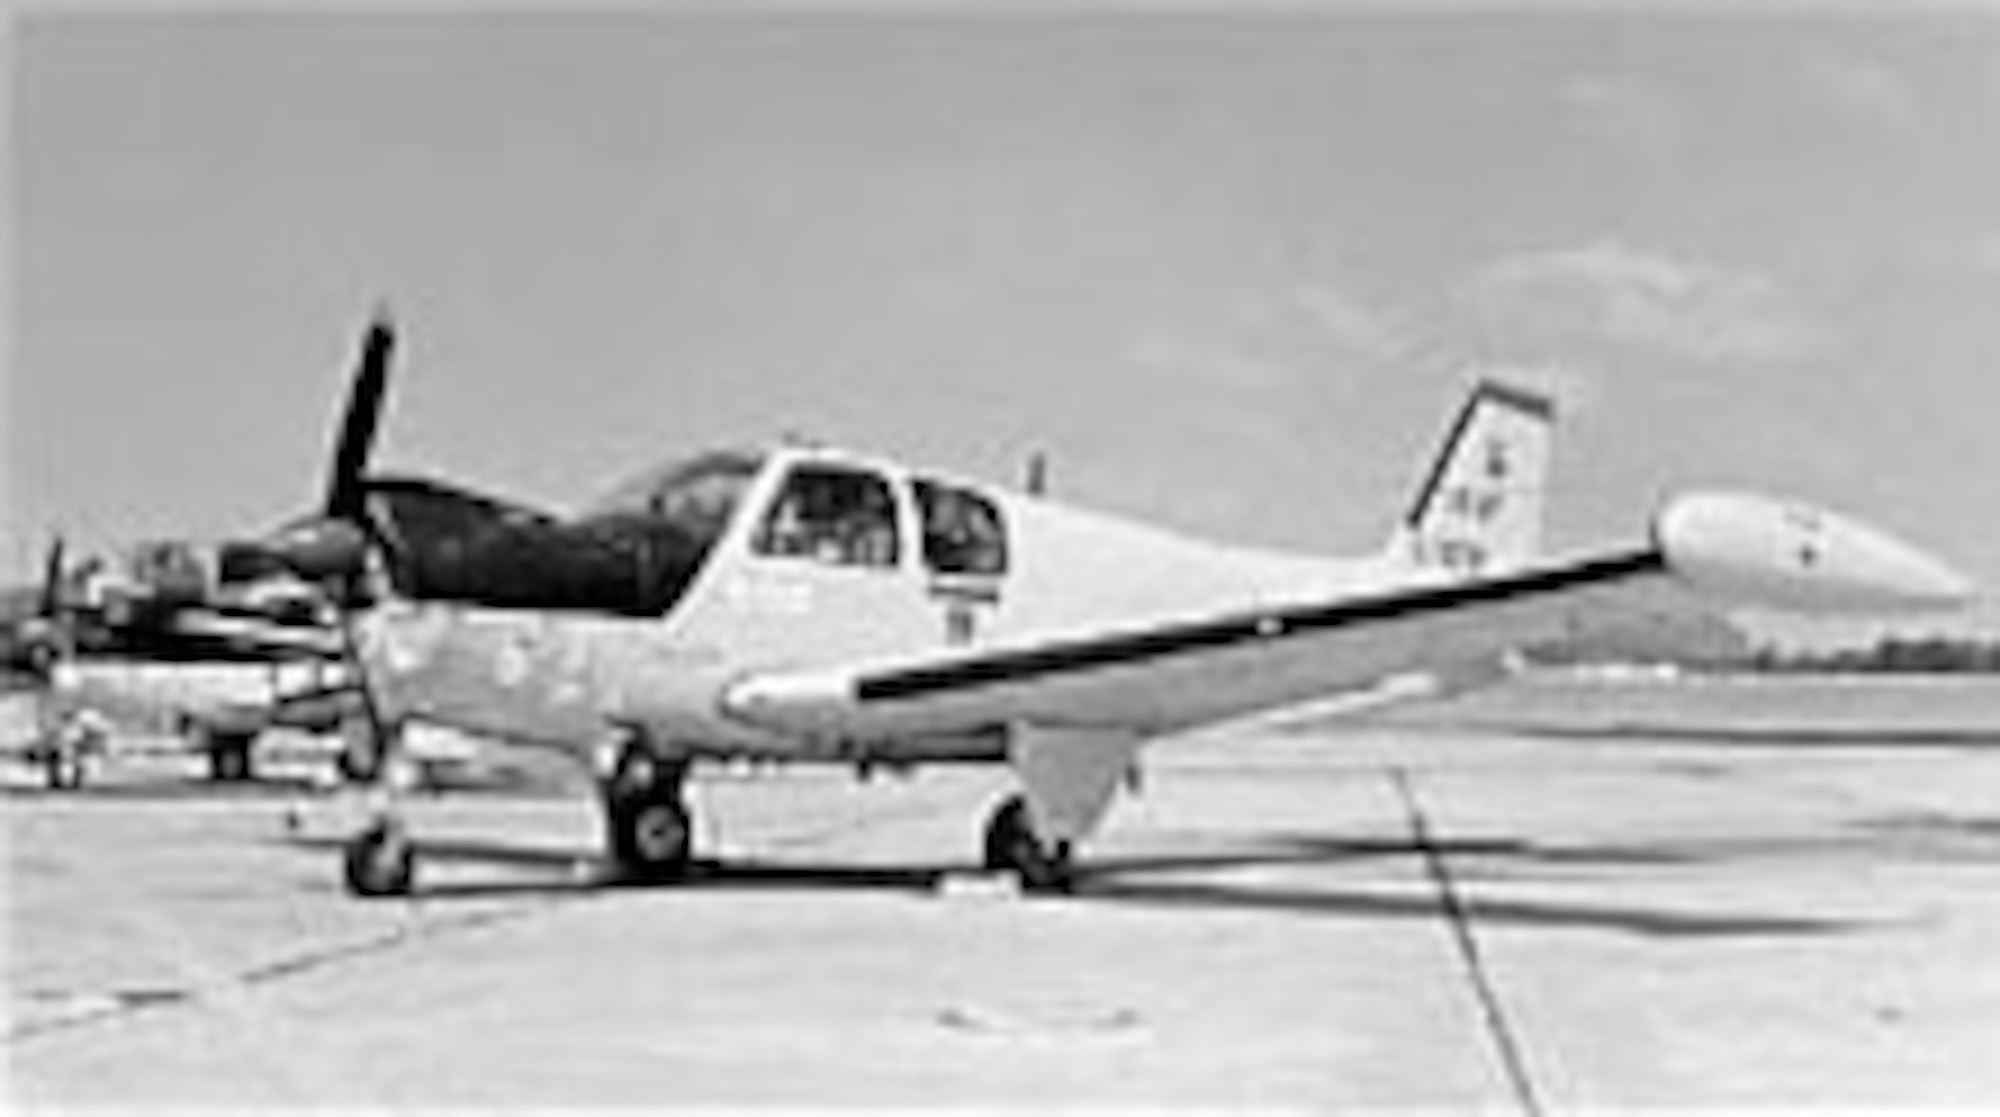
[
  {"x1": 754, "y1": 464, "x2": 902, "y2": 568},
  {"x1": 914, "y1": 479, "x2": 1007, "y2": 576}
]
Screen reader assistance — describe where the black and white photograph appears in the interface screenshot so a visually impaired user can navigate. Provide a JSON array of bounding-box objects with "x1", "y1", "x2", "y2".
[{"x1": 7, "y1": 0, "x2": 2000, "y2": 1108}]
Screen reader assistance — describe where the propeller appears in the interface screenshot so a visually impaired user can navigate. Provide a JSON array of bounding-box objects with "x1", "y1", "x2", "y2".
[
  {"x1": 5, "y1": 536, "x2": 74, "y2": 683},
  {"x1": 225, "y1": 310, "x2": 397, "y2": 588},
  {"x1": 38, "y1": 535, "x2": 66, "y2": 624},
  {"x1": 270, "y1": 310, "x2": 404, "y2": 778},
  {"x1": 325, "y1": 312, "x2": 395, "y2": 523}
]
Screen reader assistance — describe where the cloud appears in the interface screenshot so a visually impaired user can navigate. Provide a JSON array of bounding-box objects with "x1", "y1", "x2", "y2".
[
  {"x1": 1128, "y1": 276, "x2": 1437, "y2": 392},
  {"x1": 1461, "y1": 240, "x2": 1832, "y2": 367},
  {"x1": 1286, "y1": 283, "x2": 1432, "y2": 370},
  {"x1": 1965, "y1": 229, "x2": 2000, "y2": 281},
  {"x1": 1125, "y1": 333, "x2": 1295, "y2": 392},
  {"x1": 1798, "y1": 53, "x2": 1923, "y2": 135},
  {"x1": 1558, "y1": 72, "x2": 1687, "y2": 164}
]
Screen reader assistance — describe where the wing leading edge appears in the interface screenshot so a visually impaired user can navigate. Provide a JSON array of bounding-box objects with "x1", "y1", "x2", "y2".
[{"x1": 726, "y1": 547, "x2": 1676, "y2": 738}]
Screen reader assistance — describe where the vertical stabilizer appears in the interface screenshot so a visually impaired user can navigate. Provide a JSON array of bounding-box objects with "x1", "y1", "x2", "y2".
[{"x1": 1391, "y1": 378, "x2": 1555, "y2": 577}]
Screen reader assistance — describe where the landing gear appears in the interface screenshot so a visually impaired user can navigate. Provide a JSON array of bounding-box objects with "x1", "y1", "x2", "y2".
[
  {"x1": 602, "y1": 745, "x2": 694, "y2": 880},
  {"x1": 983, "y1": 794, "x2": 1073, "y2": 893},
  {"x1": 41, "y1": 741, "x2": 85, "y2": 790},
  {"x1": 38, "y1": 711, "x2": 104, "y2": 791},
  {"x1": 338, "y1": 717, "x2": 418, "y2": 898},
  {"x1": 343, "y1": 819, "x2": 414, "y2": 897},
  {"x1": 205, "y1": 731, "x2": 256, "y2": 783},
  {"x1": 337, "y1": 716, "x2": 386, "y2": 783}
]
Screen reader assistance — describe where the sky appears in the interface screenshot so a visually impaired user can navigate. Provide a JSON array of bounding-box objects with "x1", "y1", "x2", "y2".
[{"x1": 10, "y1": 3, "x2": 2000, "y2": 643}]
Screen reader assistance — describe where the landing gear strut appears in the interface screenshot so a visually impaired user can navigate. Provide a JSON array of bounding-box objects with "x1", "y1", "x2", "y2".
[
  {"x1": 983, "y1": 794, "x2": 1073, "y2": 893},
  {"x1": 340, "y1": 718, "x2": 416, "y2": 897},
  {"x1": 602, "y1": 745, "x2": 693, "y2": 880},
  {"x1": 39, "y1": 711, "x2": 103, "y2": 790},
  {"x1": 41, "y1": 741, "x2": 85, "y2": 790}
]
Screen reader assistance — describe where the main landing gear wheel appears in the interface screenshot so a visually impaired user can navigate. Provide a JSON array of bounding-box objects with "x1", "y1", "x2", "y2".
[
  {"x1": 344, "y1": 821, "x2": 415, "y2": 897},
  {"x1": 206, "y1": 731, "x2": 256, "y2": 783},
  {"x1": 983, "y1": 794, "x2": 1073, "y2": 893},
  {"x1": 603, "y1": 750, "x2": 693, "y2": 881}
]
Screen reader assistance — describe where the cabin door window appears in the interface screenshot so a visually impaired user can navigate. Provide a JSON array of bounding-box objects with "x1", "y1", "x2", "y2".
[{"x1": 752, "y1": 464, "x2": 902, "y2": 569}]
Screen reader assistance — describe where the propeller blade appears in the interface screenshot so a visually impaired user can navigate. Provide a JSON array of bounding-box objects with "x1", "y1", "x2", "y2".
[
  {"x1": 38, "y1": 536, "x2": 66, "y2": 619},
  {"x1": 325, "y1": 312, "x2": 395, "y2": 521},
  {"x1": 4, "y1": 536, "x2": 75, "y2": 682}
]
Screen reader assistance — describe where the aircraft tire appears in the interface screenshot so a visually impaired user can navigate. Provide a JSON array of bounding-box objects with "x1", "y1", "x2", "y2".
[
  {"x1": 207, "y1": 732, "x2": 256, "y2": 783},
  {"x1": 343, "y1": 822, "x2": 415, "y2": 897},
  {"x1": 607, "y1": 796, "x2": 693, "y2": 879},
  {"x1": 982, "y1": 794, "x2": 1073, "y2": 893}
]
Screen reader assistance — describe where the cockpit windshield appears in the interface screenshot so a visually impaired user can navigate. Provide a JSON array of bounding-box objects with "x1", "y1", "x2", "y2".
[
  {"x1": 584, "y1": 449, "x2": 766, "y2": 541},
  {"x1": 350, "y1": 449, "x2": 769, "y2": 618}
]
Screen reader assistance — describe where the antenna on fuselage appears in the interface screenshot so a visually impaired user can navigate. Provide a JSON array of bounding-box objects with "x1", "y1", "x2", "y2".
[{"x1": 1024, "y1": 451, "x2": 1049, "y2": 497}]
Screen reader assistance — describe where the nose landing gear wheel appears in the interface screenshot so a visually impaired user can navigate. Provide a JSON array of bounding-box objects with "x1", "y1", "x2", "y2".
[
  {"x1": 983, "y1": 794, "x2": 1074, "y2": 893},
  {"x1": 344, "y1": 822, "x2": 415, "y2": 897}
]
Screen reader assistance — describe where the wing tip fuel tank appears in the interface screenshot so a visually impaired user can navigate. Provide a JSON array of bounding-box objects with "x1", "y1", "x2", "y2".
[{"x1": 1653, "y1": 491, "x2": 1974, "y2": 614}]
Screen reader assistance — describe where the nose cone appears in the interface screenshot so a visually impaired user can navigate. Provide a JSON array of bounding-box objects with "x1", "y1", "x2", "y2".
[{"x1": 1655, "y1": 492, "x2": 1974, "y2": 615}]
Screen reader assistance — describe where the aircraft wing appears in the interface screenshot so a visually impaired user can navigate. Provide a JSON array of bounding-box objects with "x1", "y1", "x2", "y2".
[
  {"x1": 72, "y1": 607, "x2": 342, "y2": 664},
  {"x1": 726, "y1": 549, "x2": 1677, "y2": 737},
  {"x1": 724, "y1": 493, "x2": 1971, "y2": 740}
]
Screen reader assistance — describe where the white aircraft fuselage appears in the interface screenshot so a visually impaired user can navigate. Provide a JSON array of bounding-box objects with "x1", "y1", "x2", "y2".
[{"x1": 357, "y1": 441, "x2": 1968, "y2": 772}]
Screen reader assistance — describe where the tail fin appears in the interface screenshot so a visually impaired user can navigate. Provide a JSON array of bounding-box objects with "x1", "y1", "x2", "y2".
[{"x1": 1390, "y1": 378, "x2": 1555, "y2": 577}]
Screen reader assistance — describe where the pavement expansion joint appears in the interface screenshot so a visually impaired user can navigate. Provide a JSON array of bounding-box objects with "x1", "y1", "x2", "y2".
[
  {"x1": 4, "y1": 896, "x2": 578, "y2": 1047},
  {"x1": 6, "y1": 987, "x2": 195, "y2": 1044}
]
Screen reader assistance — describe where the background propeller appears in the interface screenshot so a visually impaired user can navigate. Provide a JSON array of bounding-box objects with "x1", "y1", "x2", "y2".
[{"x1": 2, "y1": 536, "x2": 76, "y2": 685}]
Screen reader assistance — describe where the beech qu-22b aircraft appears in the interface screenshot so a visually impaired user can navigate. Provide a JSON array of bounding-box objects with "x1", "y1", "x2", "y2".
[{"x1": 236, "y1": 316, "x2": 1970, "y2": 896}]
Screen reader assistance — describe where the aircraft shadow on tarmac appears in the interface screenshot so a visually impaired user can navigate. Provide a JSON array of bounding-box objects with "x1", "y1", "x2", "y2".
[{"x1": 277, "y1": 831, "x2": 1860, "y2": 939}]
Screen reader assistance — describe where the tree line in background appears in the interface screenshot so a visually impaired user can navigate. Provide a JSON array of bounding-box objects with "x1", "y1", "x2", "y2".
[{"x1": 1745, "y1": 635, "x2": 2000, "y2": 674}]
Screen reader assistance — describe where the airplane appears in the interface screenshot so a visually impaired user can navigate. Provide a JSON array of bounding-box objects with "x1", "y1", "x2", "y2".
[
  {"x1": 0, "y1": 532, "x2": 552, "y2": 792},
  {"x1": 225, "y1": 315, "x2": 1970, "y2": 897},
  {"x1": 0, "y1": 533, "x2": 351, "y2": 788}
]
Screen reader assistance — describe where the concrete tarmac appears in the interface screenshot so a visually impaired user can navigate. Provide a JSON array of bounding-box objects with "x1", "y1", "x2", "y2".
[{"x1": 8, "y1": 721, "x2": 2000, "y2": 1109}]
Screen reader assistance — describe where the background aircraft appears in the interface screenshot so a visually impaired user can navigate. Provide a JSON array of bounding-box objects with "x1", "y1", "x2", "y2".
[
  {"x1": 233, "y1": 316, "x2": 1969, "y2": 897},
  {"x1": 0, "y1": 517, "x2": 348, "y2": 789}
]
